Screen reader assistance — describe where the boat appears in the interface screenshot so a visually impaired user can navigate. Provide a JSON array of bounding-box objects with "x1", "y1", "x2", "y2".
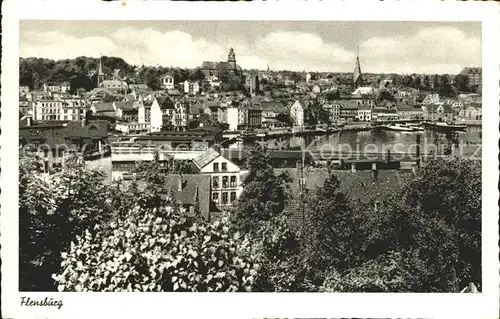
[
  {"x1": 405, "y1": 123, "x2": 425, "y2": 131},
  {"x1": 428, "y1": 121, "x2": 467, "y2": 131},
  {"x1": 383, "y1": 124, "x2": 416, "y2": 132}
]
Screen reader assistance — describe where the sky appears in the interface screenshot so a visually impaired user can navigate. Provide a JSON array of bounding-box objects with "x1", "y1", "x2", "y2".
[{"x1": 19, "y1": 21, "x2": 481, "y2": 74}]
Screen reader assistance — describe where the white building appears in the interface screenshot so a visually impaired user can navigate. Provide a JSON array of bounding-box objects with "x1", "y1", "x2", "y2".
[
  {"x1": 160, "y1": 75, "x2": 175, "y2": 90},
  {"x1": 183, "y1": 80, "x2": 200, "y2": 95},
  {"x1": 290, "y1": 100, "x2": 305, "y2": 127},
  {"x1": 43, "y1": 82, "x2": 70, "y2": 93},
  {"x1": 208, "y1": 75, "x2": 221, "y2": 88},
  {"x1": 193, "y1": 148, "x2": 243, "y2": 209},
  {"x1": 226, "y1": 107, "x2": 239, "y2": 131}
]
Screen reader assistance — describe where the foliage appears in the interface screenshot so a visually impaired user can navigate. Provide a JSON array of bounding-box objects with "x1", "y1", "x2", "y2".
[
  {"x1": 300, "y1": 174, "x2": 367, "y2": 282},
  {"x1": 232, "y1": 150, "x2": 291, "y2": 233},
  {"x1": 19, "y1": 153, "x2": 113, "y2": 291},
  {"x1": 53, "y1": 202, "x2": 261, "y2": 292},
  {"x1": 377, "y1": 158, "x2": 481, "y2": 291},
  {"x1": 252, "y1": 214, "x2": 308, "y2": 292},
  {"x1": 320, "y1": 250, "x2": 429, "y2": 292}
]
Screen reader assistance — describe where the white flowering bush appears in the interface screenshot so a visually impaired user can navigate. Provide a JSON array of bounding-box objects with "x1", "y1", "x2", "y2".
[{"x1": 53, "y1": 202, "x2": 261, "y2": 292}]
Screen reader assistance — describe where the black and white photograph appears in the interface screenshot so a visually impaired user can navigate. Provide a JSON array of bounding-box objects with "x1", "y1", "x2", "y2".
[{"x1": 2, "y1": 1, "x2": 499, "y2": 319}]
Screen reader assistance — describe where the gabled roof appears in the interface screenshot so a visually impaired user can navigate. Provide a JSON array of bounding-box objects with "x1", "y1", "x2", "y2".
[
  {"x1": 193, "y1": 148, "x2": 220, "y2": 170},
  {"x1": 155, "y1": 96, "x2": 175, "y2": 110}
]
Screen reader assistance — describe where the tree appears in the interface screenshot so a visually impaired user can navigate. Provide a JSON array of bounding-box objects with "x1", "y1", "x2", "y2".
[
  {"x1": 422, "y1": 75, "x2": 431, "y2": 90},
  {"x1": 232, "y1": 150, "x2": 291, "y2": 233},
  {"x1": 453, "y1": 74, "x2": 470, "y2": 93},
  {"x1": 300, "y1": 174, "x2": 367, "y2": 282},
  {"x1": 378, "y1": 158, "x2": 481, "y2": 292},
  {"x1": 19, "y1": 153, "x2": 113, "y2": 291},
  {"x1": 377, "y1": 90, "x2": 396, "y2": 102},
  {"x1": 188, "y1": 68, "x2": 205, "y2": 82}
]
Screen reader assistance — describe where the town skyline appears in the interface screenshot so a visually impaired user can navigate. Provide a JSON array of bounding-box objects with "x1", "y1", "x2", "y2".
[{"x1": 20, "y1": 21, "x2": 481, "y2": 74}]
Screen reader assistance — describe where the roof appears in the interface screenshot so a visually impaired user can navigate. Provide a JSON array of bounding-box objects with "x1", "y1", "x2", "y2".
[
  {"x1": 135, "y1": 174, "x2": 211, "y2": 218},
  {"x1": 284, "y1": 168, "x2": 410, "y2": 205},
  {"x1": 93, "y1": 102, "x2": 115, "y2": 112},
  {"x1": 114, "y1": 101, "x2": 135, "y2": 111},
  {"x1": 64, "y1": 120, "x2": 108, "y2": 139},
  {"x1": 201, "y1": 61, "x2": 218, "y2": 70},
  {"x1": 193, "y1": 148, "x2": 220, "y2": 169},
  {"x1": 373, "y1": 107, "x2": 398, "y2": 114},
  {"x1": 155, "y1": 96, "x2": 175, "y2": 110},
  {"x1": 260, "y1": 101, "x2": 287, "y2": 113}
]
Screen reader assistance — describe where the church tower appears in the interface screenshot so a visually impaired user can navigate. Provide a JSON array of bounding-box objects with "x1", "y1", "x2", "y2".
[
  {"x1": 97, "y1": 56, "x2": 105, "y2": 88},
  {"x1": 228, "y1": 48, "x2": 236, "y2": 70},
  {"x1": 353, "y1": 45, "x2": 363, "y2": 89}
]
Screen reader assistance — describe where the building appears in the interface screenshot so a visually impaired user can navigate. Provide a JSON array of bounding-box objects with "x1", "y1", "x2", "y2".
[
  {"x1": 163, "y1": 175, "x2": 212, "y2": 218},
  {"x1": 422, "y1": 93, "x2": 440, "y2": 105},
  {"x1": 150, "y1": 96, "x2": 175, "y2": 132},
  {"x1": 91, "y1": 102, "x2": 116, "y2": 118},
  {"x1": 20, "y1": 85, "x2": 30, "y2": 94},
  {"x1": 396, "y1": 104, "x2": 424, "y2": 120},
  {"x1": 372, "y1": 107, "x2": 399, "y2": 121},
  {"x1": 356, "y1": 106, "x2": 372, "y2": 122},
  {"x1": 339, "y1": 102, "x2": 358, "y2": 122},
  {"x1": 192, "y1": 148, "x2": 243, "y2": 211},
  {"x1": 422, "y1": 104, "x2": 454, "y2": 122},
  {"x1": 458, "y1": 104, "x2": 482, "y2": 120},
  {"x1": 100, "y1": 80, "x2": 128, "y2": 94},
  {"x1": 134, "y1": 127, "x2": 223, "y2": 149},
  {"x1": 173, "y1": 99, "x2": 189, "y2": 130},
  {"x1": 183, "y1": 80, "x2": 200, "y2": 95},
  {"x1": 33, "y1": 98, "x2": 64, "y2": 121},
  {"x1": 226, "y1": 107, "x2": 239, "y2": 131},
  {"x1": 160, "y1": 75, "x2": 175, "y2": 90},
  {"x1": 114, "y1": 101, "x2": 138, "y2": 122},
  {"x1": 19, "y1": 119, "x2": 108, "y2": 164},
  {"x1": 246, "y1": 73, "x2": 260, "y2": 95},
  {"x1": 322, "y1": 102, "x2": 341, "y2": 123},
  {"x1": 290, "y1": 100, "x2": 305, "y2": 127},
  {"x1": 457, "y1": 67, "x2": 482, "y2": 87},
  {"x1": 201, "y1": 48, "x2": 243, "y2": 79},
  {"x1": 43, "y1": 82, "x2": 70, "y2": 93}
]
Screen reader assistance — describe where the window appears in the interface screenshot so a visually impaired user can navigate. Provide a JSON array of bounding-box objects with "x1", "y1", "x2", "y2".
[
  {"x1": 212, "y1": 192, "x2": 219, "y2": 204},
  {"x1": 230, "y1": 176, "x2": 237, "y2": 187},
  {"x1": 222, "y1": 192, "x2": 228, "y2": 205},
  {"x1": 212, "y1": 176, "x2": 219, "y2": 189},
  {"x1": 221, "y1": 162, "x2": 227, "y2": 172},
  {"x1": 230, "y1": 192, "x2": 237, "y2": 203},
  {"x1": 213, "y1": 163, "x2": 219, "y2": 172},
  {"x1": 222, "y1": 176, "x2": 228, "y2": 188}
]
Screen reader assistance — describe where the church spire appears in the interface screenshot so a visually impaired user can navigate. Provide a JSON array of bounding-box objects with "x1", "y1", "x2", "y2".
[{"x1": 353, "y1": 45, "x2": 363, "y2": 88}]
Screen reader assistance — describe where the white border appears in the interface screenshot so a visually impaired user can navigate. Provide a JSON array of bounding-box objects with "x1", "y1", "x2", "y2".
[{"x1": 2, "y1": 1, "x2": 499, "y2": 319}]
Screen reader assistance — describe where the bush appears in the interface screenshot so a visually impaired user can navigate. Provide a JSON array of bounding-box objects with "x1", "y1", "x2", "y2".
[
  {"x1": 19, "y1": 154, "x2": 112, "y2": 291},
  {"x1": 53, "y1": 200, "x2": 261, "y2": 292}
]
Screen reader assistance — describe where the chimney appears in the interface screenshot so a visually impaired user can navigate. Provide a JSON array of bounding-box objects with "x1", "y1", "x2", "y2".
[{"x1": 371, "y1": 162, "x2": 378, "y2": 180}]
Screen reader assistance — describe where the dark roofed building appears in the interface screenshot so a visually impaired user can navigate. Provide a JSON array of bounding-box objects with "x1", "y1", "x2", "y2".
[{"x1": 201, "y1": 48, "x2": 243, "y2": 79}]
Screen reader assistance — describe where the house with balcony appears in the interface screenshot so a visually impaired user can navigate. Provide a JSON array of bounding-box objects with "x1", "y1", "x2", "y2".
[
  {"x1": 192, "y1": 148, "x2": 243, "y2": 211},
  {"x1": 160, "y1": 75, "x2": 175, "y2": 90}
]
